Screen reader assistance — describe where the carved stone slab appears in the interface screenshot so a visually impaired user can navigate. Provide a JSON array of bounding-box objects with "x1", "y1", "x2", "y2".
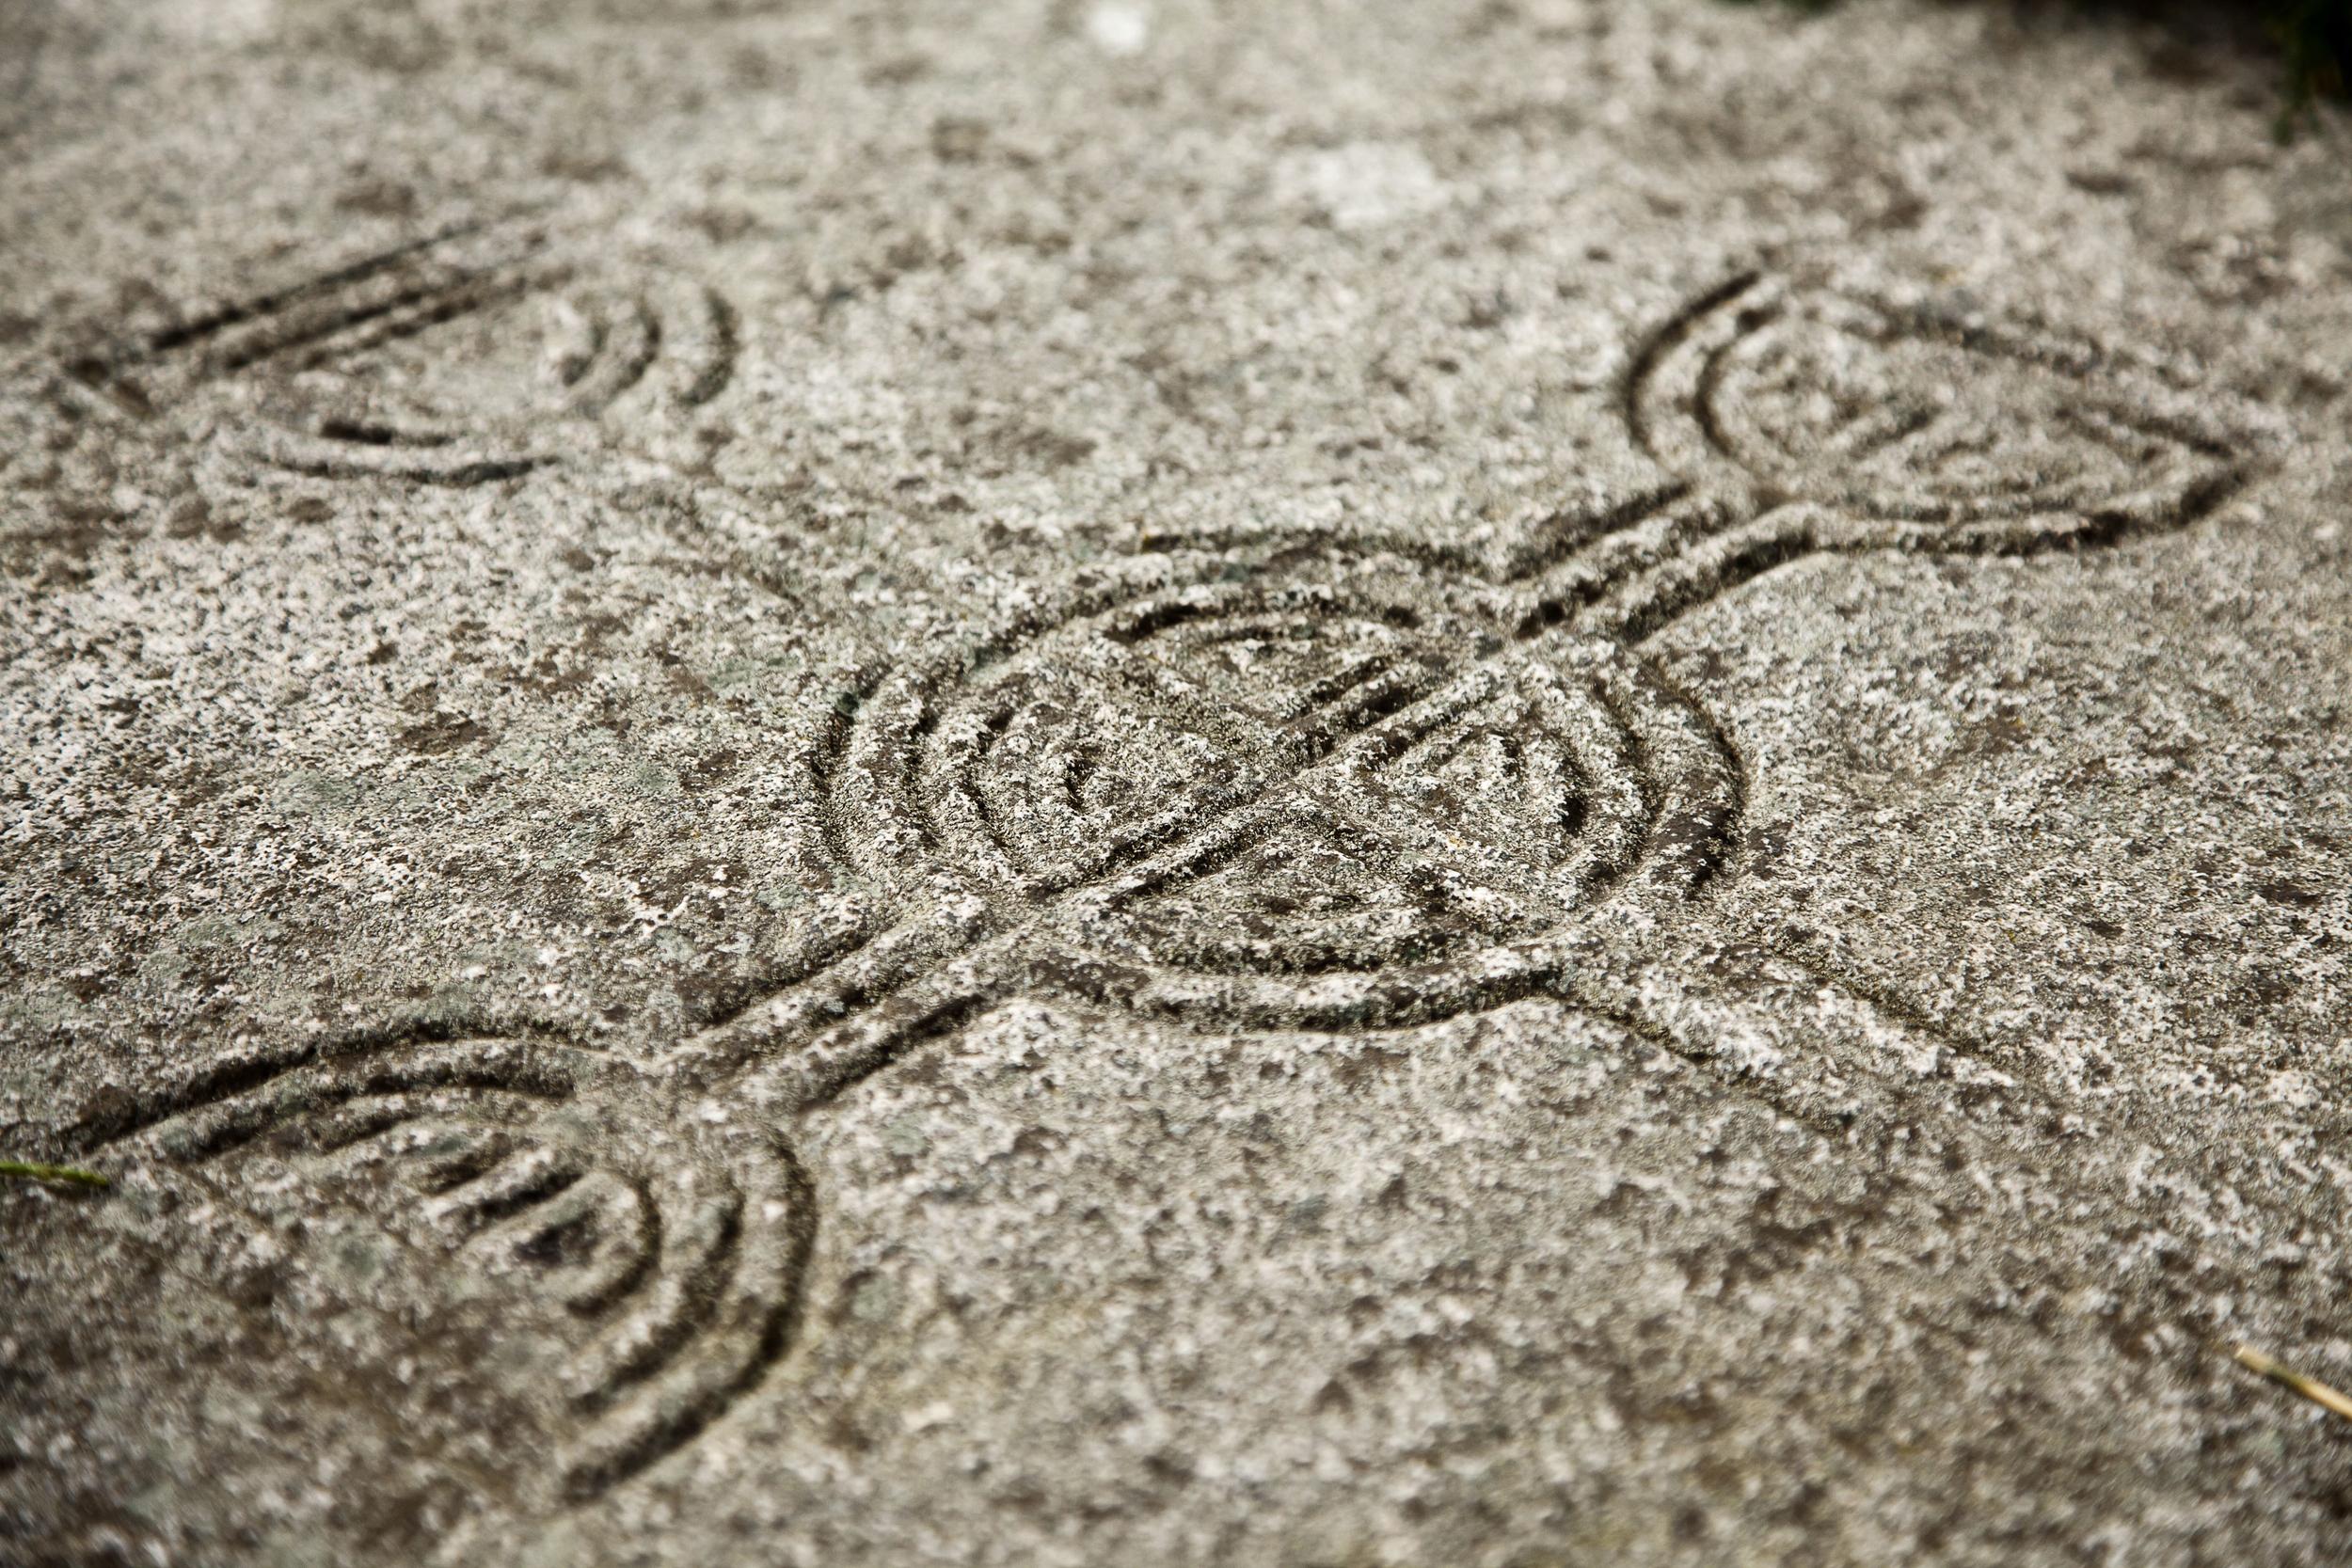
[{"x1": 4, "y1": 2, "x2": 2349, "y2": 1565}]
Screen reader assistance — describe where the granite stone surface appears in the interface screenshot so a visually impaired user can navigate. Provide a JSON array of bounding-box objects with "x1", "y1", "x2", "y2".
[{"x1": 4, "y1": 1, "x2": 2351, "y2": 1563}]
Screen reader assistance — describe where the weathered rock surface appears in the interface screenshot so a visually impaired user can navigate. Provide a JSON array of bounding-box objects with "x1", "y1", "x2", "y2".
[{"x1": 3, "y1": 2, "x2": 2349, "y2": 1563}]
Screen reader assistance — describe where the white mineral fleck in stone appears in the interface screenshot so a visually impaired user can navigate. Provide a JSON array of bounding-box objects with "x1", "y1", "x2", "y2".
[
  {"x1": 1086, "y1": 2, "x2": 1151, "y2": 57},
  {"x1": 1275, "y1": 141, "x2": 1450, "y2": 232}
]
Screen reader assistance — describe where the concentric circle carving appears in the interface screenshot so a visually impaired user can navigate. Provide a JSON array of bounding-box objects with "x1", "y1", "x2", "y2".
[
  {"x1": 824, "y1": 561, "x2": 1737, "y2": 1032},
  {"x1": 54, "y1": 220, "x2": 737, "y2": 485},
  {"x1": 1629, "y1": 272, "x2": 2259, "y2": 550}
]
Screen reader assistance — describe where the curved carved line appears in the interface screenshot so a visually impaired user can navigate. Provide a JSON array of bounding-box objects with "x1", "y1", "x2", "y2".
[
  {"x1": 676, "y1": 287, "x2": 740, "y2": 407},
  {"x1": 556, "y1": 1135, "x2": 814, "y2": 1500},
  {"x1": 1621, "y1": 269, "x2": 1766, "y2": 463}
]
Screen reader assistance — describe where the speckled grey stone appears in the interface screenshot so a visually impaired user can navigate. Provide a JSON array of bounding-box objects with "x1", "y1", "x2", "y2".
[{"x1": 4, "y1": 2, "x2": 2351, "y2": 1564}]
